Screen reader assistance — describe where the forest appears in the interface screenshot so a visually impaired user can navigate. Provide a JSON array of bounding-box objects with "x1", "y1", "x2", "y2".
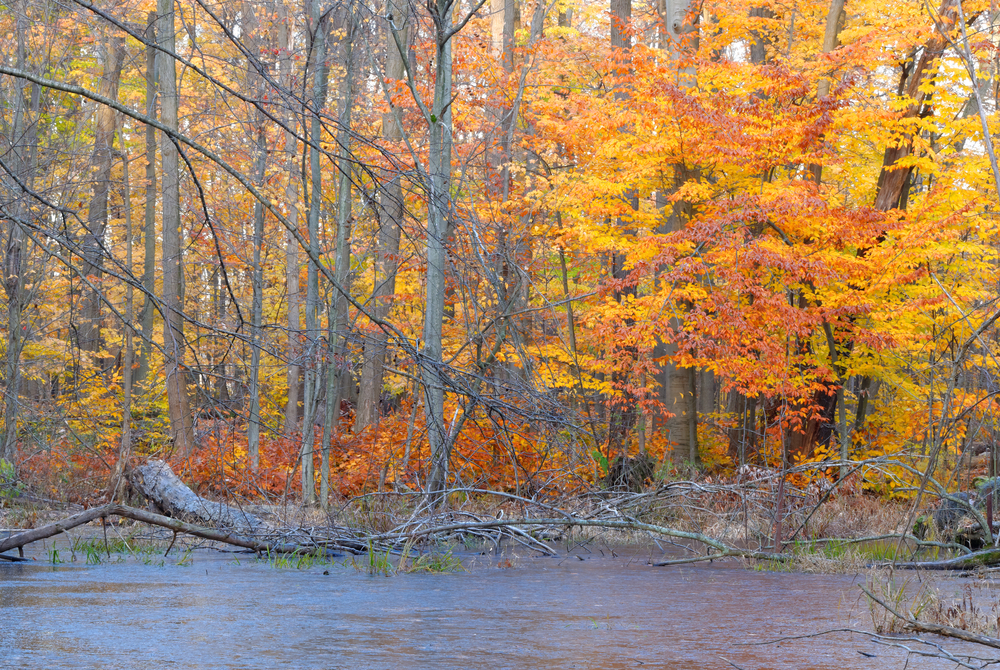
[{"x1": 0, "y1": 0, "x2": 998, "y2": 512}]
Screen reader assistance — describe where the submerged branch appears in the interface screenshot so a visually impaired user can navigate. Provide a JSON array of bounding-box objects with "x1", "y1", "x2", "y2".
[{"x1": 861, "y1": 584, "x2": 1000, "y2": 650}]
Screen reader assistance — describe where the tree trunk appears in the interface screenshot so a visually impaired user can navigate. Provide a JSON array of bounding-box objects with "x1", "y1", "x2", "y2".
[
  {"x1": 488, "y1": 0, "x2": 515, "y2": 196},
  {"x1": 279, "y1": 8, "x2": 301, "y2": 435},
  {"x1": 874, "y1": 0, "x2": 960, "y2": 213},
  {"x1": 301, "y1": 6, "x2": 331, "y2": 505},
  {"x1": 653, "y1": 0, "x2": 700, "y2": 467},
  {"x1": 808, "y1": 0, "x2": 845, "y2": 184},
  {"x1": 321, "y1": 3, "x2": 356, "y2": 508},
  {"x1": 158, "y1": 0, "x2": 196, "y2": 456},
  {"x1": 0, "y1": 5, "x2": 37, "y2": 465},
  {"x1": 131, "y1": 460, "x2": 262, "y2": 530},
  {"x1": 80, "y1": 34, "x2": 124, "y2": 361},
  {"x1": 603, "y1": 0, "x2": 642, "y2": 463},
  {"x1": 354, "y1": 0, "x2": 406, "y2": 434},
  {"x1": 423, "y1": 0, "x2": 457, "y2": 502},
  {"x1": 243, "y1": 1, "x2": 266, "y2": 472},
  {"x1": 247, "y1": 127, "x2": 266, "y2": 469},
  {"x1": 108, "y1": 124, "x2": 134, "y2": 503},
  {"x1": 137, "y1": 12, "x2": 157, "y2": 384}
]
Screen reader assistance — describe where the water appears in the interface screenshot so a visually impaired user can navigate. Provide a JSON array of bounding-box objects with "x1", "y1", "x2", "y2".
[{"x1": 0, "y1": 543, "x2": 984, "y2": 669}]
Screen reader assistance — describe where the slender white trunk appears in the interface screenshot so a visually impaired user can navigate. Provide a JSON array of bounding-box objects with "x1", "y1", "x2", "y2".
[
  {"x1": 423, "y1": 1, "x2": 455, "y2": 501},
  {"x1": 302, "y1": 6, "x2": 330, "y2": 504}
]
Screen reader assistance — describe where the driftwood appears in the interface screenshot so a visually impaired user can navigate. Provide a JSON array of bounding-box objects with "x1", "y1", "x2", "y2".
[
  {"x1": 129, "y1": 460, "x2": 262, "y2": 531},
  {"x1": 0, "y1": 504, "x2": 335, "y2": 562}
]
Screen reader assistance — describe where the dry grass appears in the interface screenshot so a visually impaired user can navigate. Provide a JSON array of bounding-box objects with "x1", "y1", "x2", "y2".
[
  {"x1": 921, "y1": 580, "x2": 1000, "y2": 637},
  {"x1": 864, "y1": 569, "x2": 930, "y2": 634},
  {"x1": 863, "y1": 569, "x2": 1000, "y2": 639},
  {"x1": 799, "y1": 495, "x2": 912, "y2": 540},
  {"x1": 777, "y1": 549, "x2": 875, "y2": 574}
]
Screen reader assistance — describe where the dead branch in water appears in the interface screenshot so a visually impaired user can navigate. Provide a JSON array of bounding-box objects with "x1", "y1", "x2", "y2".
[{"x1": 861, "y1": 584, "x2": 1000, "y2": 651}]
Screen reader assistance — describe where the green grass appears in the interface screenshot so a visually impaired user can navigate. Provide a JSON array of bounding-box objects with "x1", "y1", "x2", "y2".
[
  {"x1": 68, "y1": 535, "x2": 167, "y2": 565},
  {"x1": 259, "y1": 545, "x2": 331, "y2": 570},
  {"x1": 403, "y1": 547, "x2": 464, "y2": 574},
  {"x1": 343, "y1": 540, "x2": 465, "y2": 576},
  {"x1": 752, "y1": 536, "x2": 948, "y2": 572}
]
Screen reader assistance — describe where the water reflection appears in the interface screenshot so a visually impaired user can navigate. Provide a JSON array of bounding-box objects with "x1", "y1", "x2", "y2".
[{"x1": 0, "y1": 548, "x2": 981, "y2": 669}]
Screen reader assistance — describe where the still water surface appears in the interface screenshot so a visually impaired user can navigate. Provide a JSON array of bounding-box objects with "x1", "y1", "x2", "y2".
[{"x1": 0, "y1": 544, "x2": 980, "y2": 669}]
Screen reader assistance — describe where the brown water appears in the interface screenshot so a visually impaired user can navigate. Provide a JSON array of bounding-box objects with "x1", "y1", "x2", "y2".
[{"x1": 0, "y1": 544, "x2": 983, "y2": 669}]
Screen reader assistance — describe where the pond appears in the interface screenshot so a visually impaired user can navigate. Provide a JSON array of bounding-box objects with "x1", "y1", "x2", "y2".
[{"x1": 0, "y1": 540, "x2": 986, "y2": 669}]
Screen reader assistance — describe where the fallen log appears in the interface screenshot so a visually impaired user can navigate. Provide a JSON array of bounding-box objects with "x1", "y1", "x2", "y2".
[
  {"x1": 890, "y1": 546, "x2": 1000, "y2": 570},
  {"x1": 0, "y1": 504, "x2": 337, "y2": 561},
  {"x1": 129, "y1": 460, "x2": 261, "y2": 531}
]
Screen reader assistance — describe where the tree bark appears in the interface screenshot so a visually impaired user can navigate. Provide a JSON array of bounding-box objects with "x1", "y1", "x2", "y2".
[
  {"x1": 423, "y1": 0, "x2": 459, "y2": 502},
  {"x1": 131, "y1": 460, "x2": 262, "y2": 530},
  {"x1": 0, "y1": 503, "x2": 343, "y2": 560},
  {"x1": 108, "y1": 125, "x2": 134, "y2": 503},
  {"x1": 873, "y1": 0, "x2": 960, "y2": 213},
  {"x1": 301, "y1": 4, "x2": 331, "y2": 504},
  {"x1": 0, "y1": 4, "x2": 37, "y2": 465},
  {"x1": 243, "y1": 1, "x2": 266, "y2": 472},
  {"x1": 808, "y1": 0, "x2": 846, "y2": 184},
  {"x1": 279, "y1": 8, "x2": 302, "y2": 435},
  {"x1": 321, "y1": 3, "x2": 356, "y2": 508},
  {"x1": 80, "y1": 33, "x2": 124, "y2": 361},
  {"x1": 137, "y1": 12, "x2": 157, "y2": 384},
  {"x1": 247, "y1": 129, "x2": 266, "y2": 470},
  {"x1": 158, "y1": 0, "x2": 196, "y2": 456},
  {"x1": 604, "y1": 0, "x2": 641, "y2": 463},
  {"x1": 354, "y1": 0, "x2": 406, "y2": 434},
  {"x1": 654, "y1": 0, "x2": 700, "y2": 467}
]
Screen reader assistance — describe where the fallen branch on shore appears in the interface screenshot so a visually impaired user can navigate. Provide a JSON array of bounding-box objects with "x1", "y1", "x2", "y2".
[
  {"x1": 365, "y1": 516, "x2": 791, "y2": 563},
  {"x1": 0, "y1": 504, "x2": 341, "y2": 561},
  {"x1": 888, "y1": 547, "x2": 1000, "y2": 571},
  {"x1": 0, "y1": 504, "x2": 794, "y2": 565}
]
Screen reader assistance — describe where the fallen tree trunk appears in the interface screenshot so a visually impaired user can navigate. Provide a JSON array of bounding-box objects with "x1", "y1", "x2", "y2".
[
  {"x1": 129, "y1": 460, "x2": 261, "y2": 531},
  {"x1": 0, "y1": 504, "x2": 337, "y2": 562},
  {"x1": 889, "y1": 546, "x2": 1000, "y2": 571}
]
